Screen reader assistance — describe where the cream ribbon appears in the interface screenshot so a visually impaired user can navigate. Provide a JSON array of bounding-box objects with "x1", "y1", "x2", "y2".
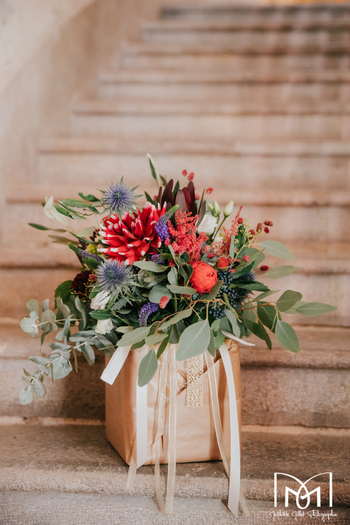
[
  {"x1": 101, "y1": 340, "x2": 251, "y2": 517},
  {"x1": 101, "y1": 344, "x2": 149, "y2": 469}
]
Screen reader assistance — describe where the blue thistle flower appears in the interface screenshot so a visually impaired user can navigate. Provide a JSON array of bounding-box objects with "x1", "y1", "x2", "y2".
[
  {"x1": 96, "y1": 259, "x2": 135, "y2": 295},
  {"x1": 139, "y1": 302, "x2": 159, "y2": 327},
  {"x1": 101, "y1": 179, "x2": 140, "y2": 217}
]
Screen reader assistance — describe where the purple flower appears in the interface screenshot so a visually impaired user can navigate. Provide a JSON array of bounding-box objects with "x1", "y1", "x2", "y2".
[
  {"x1": 80, "y1": 250, "x2": 103, "y2": 263},
  {"x1": 139, "y1": 302, "x2": 159, "y2": 327},
  {"x1": 155, "y1": 220, "x2": 169, "y2": 242},
  {"x1": 101, "y1": 179, "x2": 140, "y2": 217},
  {"x1": 96, "y1": 259, "x2": 134, "y2": 294},
  {"x1": 151, "y1": 254, "x2": 164, "y2": 264}
]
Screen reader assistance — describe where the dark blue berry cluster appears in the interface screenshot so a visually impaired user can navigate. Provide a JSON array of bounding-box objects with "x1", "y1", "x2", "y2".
[{"x1": 209, "y1": 269, "x2": 254, "y2": 320}]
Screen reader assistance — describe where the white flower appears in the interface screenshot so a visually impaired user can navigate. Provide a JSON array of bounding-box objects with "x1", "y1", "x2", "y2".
[
  {"x1": 90, "y1": 290, "x2": 111, "y2": 310},
  {"x1": 224, "y1": 200, "x2": 234, "y2": 218},
  {"x1": 95, "y1": 318, "x2": 114, "y2": 335},
  {"x1": 43, "y1": 196, "x2": 70, "y2": 227},
  {"x1": 197, "y1": 214, "x2": 218, "y2": 235}
]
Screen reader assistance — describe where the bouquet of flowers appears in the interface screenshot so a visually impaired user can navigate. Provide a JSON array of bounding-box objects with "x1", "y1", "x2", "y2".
[{"x1": 19, "y1": 155, "x2": 336, "y2": 404}]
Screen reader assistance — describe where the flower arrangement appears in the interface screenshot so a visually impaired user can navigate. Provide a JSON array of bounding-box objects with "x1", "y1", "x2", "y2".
[{"x1": 19, "y1": 155, "x2": 336, "y2": 404}]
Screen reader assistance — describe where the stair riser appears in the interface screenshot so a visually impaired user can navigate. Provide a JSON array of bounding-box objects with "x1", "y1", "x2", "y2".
[
  {"x1": 5, "y1": 200, "x2": 350, "y2": 245},
  {"x1": 98, "y1": 81, "x2": 350, "y2": 103},
  {"x1": 2, "y1": 357, "x2": 349, "y2": 428},
  {"x1": 122, "y1": 53, "x2": 350, "y2": 70},
  {"x1": 1, "y1": 265, "x2": 347, "y2": 325},
  {"x1": 1, "y1": 358, "x2": 105, "y2": 420},
  {"x1": 142, "y1": 29, "x2": 350, "y2": 48},
  {"x1": 71, "y1": 114, "x2": 350, "y2": 141},
  {"x1": 38, "y1": 152, "x2": 350, "y2": 190},
  {"x1": 242, "y1": 366, "x2": 350, "y2": 428}
]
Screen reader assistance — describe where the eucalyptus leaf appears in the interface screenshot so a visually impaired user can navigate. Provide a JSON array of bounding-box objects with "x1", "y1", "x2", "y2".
[
  {"x1": 75, "y1": 296, "x2": 88, "y2": 330},
  {"x1": 225, "y1": 309, "x2": 241, "y2": 337},
  {"x1": 20, "y1": 312, "x2": 39, "y2": 338},
  {"x1": 263, "y1": 266, "x2": 298, "y2": 279},
  {"x1": 51, "y1": 356, "x2": 73, "y2": 379},
  {"x1": 157, "y1": 336, "x2": 170, "y2": 358},
  {"x1": 20, "y1": 386, "x2": 34, "y2": 405},
  {"x1": 118, "y1": 326, "x2": 150, "y2": 347},
  {"x1": 149, "y1": 284, "x2": 172, "y2": 304},
  {"x1": 275, "y1": 320, "x2": 300, "y2": 353},
  {"x1": 138, "y1": 348, "x2": 158, "y2": 387},
  {"x1": 258, "y1": 241, "x2": 296, "y2": 260},
  {"x1": 167, "y1": 285, "x2": 196, "y2": 295},
  {"x1": 168, "y1": 267, "x2": 178, "y2": 285},
  {"x1": 296, "y1": 302, "x2": 337, "y2": 317},
  {"x1": 276, "y1": 290, "x2": 303, "y2": 313},
  {"x1": 239, "y1": 282, "x2": 269, "y2": 292},
  {"x1": 133, "y1": 261, "x2": 167, "y2": 273},
  {"x1": 82, "y1": 342, "x2": 95, "y2": 365},
  {"x1": 42, "y1": 299, "x2": 50, "y2": 312},
  {"x1": 199, "y1": 280, "x2": 223, "y2": 301},
  {"x1": 89, "y1": 310, "x2": 112, "y2": 320},
  {"x1": 159, "y1": 309, "x2": 192, "y2": 330},
  {"x1": 254, "y1": 290, "x2": 279, "y2": 301},
  {"x1": 176, "y1": 319, "x2": 211, "y2": 361},
  {"x1": 257, "y1": 304, "x2": 277, "y2": 331},
  {"x1": 77, "y1": 226, "x2": 96, "y2": 238},
  {"x1": 207, "y1": 330, "x2": 216, "y2": 357},
  {"x1": 56, "y1": 314, "x2": 73, "y2": 341},
  {"x1": 26, "y1": 299, "x2": 39, "y2": 315},
  {"x1": 32, "y1": 378, "x2": 46, "y2": 398},
  {"x1": 145, "y1": 333, "x2": 168, "y2": 345},
  {"x1": 56, "y1": 297, "x2": 70, "y2": 318}
]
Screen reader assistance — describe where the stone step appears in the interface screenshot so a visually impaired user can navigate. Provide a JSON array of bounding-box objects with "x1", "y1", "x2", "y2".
[
  {"x1": 0, "y1": 424, "x2": 349, "y2": 525},
  {"x1": 121, "y1": 43, "x2": 350, "y2": 70},
  {"x1": 0, "y1": 241, "x2": 348, "y2": 325},
  {"x1": 70, "y1": 100, "x2": 350, "y2": 141},
  {"x1": 141, "y1": 25, "x2": 350, "y2": 48},
  {"x1": 161, "y1": 4, "x2": 350, "y2": 22},
  {"x1": 38, "y1": 137, "x2": 350, "y2": 190},
  {"x1": 5, "y1": 181, "x2": 350, "y2": 243},
  {"x1": 1, "y1": 320, "x2": 349, "y2": 424},
  {"x1": 98, "y1": 69, "x2": 350, "y2": 103}
]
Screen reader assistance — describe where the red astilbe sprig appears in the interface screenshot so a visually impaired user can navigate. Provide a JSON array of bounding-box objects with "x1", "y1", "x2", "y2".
[
  {"x1": 213, "y1": 206, "x2": 243, "y2": 257},
  {"x1": 168, "y1": 211, "x2": 208, "y2": 263}
]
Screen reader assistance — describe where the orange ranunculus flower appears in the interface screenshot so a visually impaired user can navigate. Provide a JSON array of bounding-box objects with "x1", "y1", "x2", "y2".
[
  {"x1": 217, "y1": 256, "x2": 230, "y2": 269},
  {"x1": 190, "y1": 261, "x2": 218, "y2": 294}
]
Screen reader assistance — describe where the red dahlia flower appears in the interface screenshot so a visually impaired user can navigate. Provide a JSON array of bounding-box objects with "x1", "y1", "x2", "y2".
[{"x1": 99, "y1": 202, "x2": 166, "y2": 265}]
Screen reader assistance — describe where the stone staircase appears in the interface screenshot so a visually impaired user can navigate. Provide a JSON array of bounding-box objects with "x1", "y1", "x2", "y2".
[{"x1": 1, "y1": 3, "x2": 350, "y2": 523}]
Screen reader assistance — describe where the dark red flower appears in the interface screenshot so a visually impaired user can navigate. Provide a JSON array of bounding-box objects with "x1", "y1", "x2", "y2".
[
  {"x1": 159, "y1": 296, "x2": 169, "y2": 309},
  {"x1": 71, "y1": 271, "x2": 91, "y2": 298},
  {"x1": 264, "y1": 227, "x2": 270, "y2": 234},
  {"x1": 260, "y1": 265, "x2": 269, "y2": 272},
  {"x1": 99, "y1": 203, "x2": 166, "y2": 265},
  {"x1": 217, "y1": 257, "x2": 230, "y2": 269}
]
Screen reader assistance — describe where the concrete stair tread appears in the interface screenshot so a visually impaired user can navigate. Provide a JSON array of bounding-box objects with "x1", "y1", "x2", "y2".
[
  {"x1": 99, "y1": 68, "x2": 350, "y2": 84},
  {"x1": 72, "y1": 98, "x2": 350, "y2": 115},
  {"x1": 1, "y1": 319, "x2": 349, "y2": 367},
  {"x1": 38, "y1": 136, "x2": 350, "y2": 157},
  {"x1": 123, "y1": 42, "x2": 350, "y2": 56},
  {"x1": 161, "y1": 5, "x2": 350, "y2": 17},
  {"x1": 6, "y1": 181, "x2": 350, "y2": 207},
  {"x1": 0, "y1": 424, "x2": 349, "y2": 506}
]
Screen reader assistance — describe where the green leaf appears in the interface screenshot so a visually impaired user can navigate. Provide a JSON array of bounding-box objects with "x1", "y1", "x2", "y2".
[
  {"x1": 258, "y1": 241, "x2": 296, "y2": 260},
  {"x1": 133, "y1": 261, "x2": 167, "y2": 273},
  {"x1": 296, "y1": 302, "x2": 337, "y2": 317},
  {"x1": 118, "y1": 326, "x2": 150, "y2": 346},
  {"x1": 214, "y1": 329, "x2": 225, "y2": 350},
  {"x1": 275, "y1": 320, "x2": 300, "y2": 353},
  {"x1": 32, "y1": 378, "x2": 46, "y2": 398},
  {"x1": 82, "y1": 342, "x2": 95, "y2": 365},
  {"x1": 130, "y1": 340, "x2": 146, "y2": 351},
  {"x1": 149, "y1": 284, "x2": 173, "y2": 304},
  {"x1": 257, "y1": 304, "x2": 277, "y2": 331},
  {"x1": 145, "y1": 333, "x2": 168, "y2": 345},
  {"x1": 207, "y1": 330, "x2": 216, "y2": 357},
  {"x1": 263, "y1": 266, "x2": 298, "y2": 279},
  {"x1": 116, "y1": 326, "x2": 134, "y2": 334},
  {"x1": 229, "y1": 234, "x2": 236, "y2": 258},
  {"x1": 225, "y1": 309, "x2": 241, "y2": 337},
  {"x1": 138, "y1": 348, "x2": 158, "y2": 387},
  {"x1": 147, "y1": 153, "x2": 160, "y2": 186},
  {"x1": 239, "y1": 282, "x2": 269, "y2": 292},
  {"x1": 77, "y1": 226, "x2": 96, "y2": 238},
  {"x1": 26, "y1": 299, "x2": 39, "y2": 315},
  {"x1": 198, "y1": 280, "x2": 223, "y2": 301},
  {"x1": 245, "y1": 320, "x2": 272, "y2": 350},
  {"x1": 42, "y1": 299, "x2": 49, "y2": 312},
  {"x1": 159, "y1": 309, "x2": 192, "y2": 330},
  {"x1": 168, "y1": 267, "x2": 178, "y2": 285},
  {"x1": 78, "y1": 192, "x2": 100, "y2": 203},
  {"x1": 39, "y1": 309, "x2": 57, "y2": 336},
  {"x1": 75, "y1": 296, "x2": 88, "y2": 330},
  {"x1": 253, "y1": 290, "x2": 279, "y2": 302},
  {"x1": 176, "y1": 319, "x2": 211, "y2": 361},
  {"x1": 167, "y1": 285, "x2": 196, "y2": 295},
  {"x1": 276, "y1": 290, "x2": 303, "y2": 313},
  {"x1": 20, "y1": 386, "x2": 34, "y2": 405},
  {"x1": 54, "y1": 281, "x2": 73, "y2": 304},
  {"x1": 51, "y1": 355, "x2": 73, "y2": 379},
  {"x1": 56, "y1": 314, "x2": 74, "y2": 341},
  {"x1": 89, "y1": 310, "x2": 112, "y2": 320},
  {"x1": 28, "y1": 223, "x2": 51, "y2": 231},
  {"x1": 61, "y1": 198, "x2": 93, "y2": 209},
  {"x1": 157, "y1": 335, "x2": 170, "y2": 358},
  {"x1": 20, "y1": 313, "x2": 39, "y2": 338}
]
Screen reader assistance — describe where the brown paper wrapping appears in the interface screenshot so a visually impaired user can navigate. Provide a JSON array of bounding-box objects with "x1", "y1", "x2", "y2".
[{"x1": 105, "y1": 339, "x2": 241, "y2": 466}]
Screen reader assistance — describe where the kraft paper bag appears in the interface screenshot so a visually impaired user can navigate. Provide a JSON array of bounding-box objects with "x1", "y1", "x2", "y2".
[{"x1": 105, "y1": 339, "x2": 241, "y2": 466}]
